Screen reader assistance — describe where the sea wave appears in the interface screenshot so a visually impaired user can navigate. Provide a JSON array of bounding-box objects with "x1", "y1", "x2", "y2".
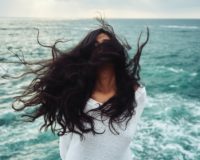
[
  {"x1": 0, "y1": 27, "x2": 34, "y2": 31},
  {"x1": 160, "y1": 25, "x2": 199, "y2": 29},
  {"x1": 157, "y1": 66, "x2": 184, "y2": 73},
  {"x1": 168, "y1": 67, "x2": 184, "y2": 73},
  {"x1": 0, "y1": 112, "x2": 17, "y2": 126},
  {"x1": 157, "y1": 66, "x2": 198, "y2": 76}
]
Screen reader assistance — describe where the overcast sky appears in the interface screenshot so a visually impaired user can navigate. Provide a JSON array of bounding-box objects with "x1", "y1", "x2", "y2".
[{"x1": 0, "y1": 0, "x2": 199, "y2": 19}]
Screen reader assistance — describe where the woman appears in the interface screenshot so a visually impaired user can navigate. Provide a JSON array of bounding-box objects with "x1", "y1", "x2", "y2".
[{"x1": 9, "y1": 18, "x2": 149, "y2": 160}]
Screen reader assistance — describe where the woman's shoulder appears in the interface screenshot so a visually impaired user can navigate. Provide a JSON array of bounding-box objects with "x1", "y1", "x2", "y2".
[
  {"x1": 136, "y1": 85, "x2": 146, "y2": 94},
  {"x1": 133, "y1": 84, "x2": 147, "y2": 95},
  {"x1": 134, "y1": 84, "x2": 147, "y2": 104}
]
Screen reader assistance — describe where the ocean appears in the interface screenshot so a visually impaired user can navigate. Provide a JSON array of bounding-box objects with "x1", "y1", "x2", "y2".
[{"x1": 0, "y1": 18, "x2": 200, "y2": 160}]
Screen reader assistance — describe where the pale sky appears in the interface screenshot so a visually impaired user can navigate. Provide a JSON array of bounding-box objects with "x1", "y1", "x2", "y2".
[{"x1": 0, "y1": 0, "x2": 199, "y2": 19}]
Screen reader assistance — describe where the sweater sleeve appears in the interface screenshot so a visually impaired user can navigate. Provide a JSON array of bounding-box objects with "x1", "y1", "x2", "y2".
[
  {"x1": 134, "y1": 86, "x2": 148, "y2": 123},
  {"x1": 126, "y1": 86, "x2": 148, "y2": 137},
  {"x1": 59, "y1": 133, "x2": 73, "y2": 160}
]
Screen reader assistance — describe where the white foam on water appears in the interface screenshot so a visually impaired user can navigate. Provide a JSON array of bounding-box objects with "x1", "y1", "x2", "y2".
[
  {"x1": 168, "y1": 67, "x2": 184, "y2": 73},
  {"x1": 157, "y1": 66, "x2": 185, "y2": 73},
  {"x1": 169, "y1": 84, "x2": 178, "y2": 88},
  {"x1": 157, "y1": 66, "x2": 198, "y2": 77},
  {"x1": 190, "y1": 72, "x2": 198, "y2": 76},
  {"x1": 131, "y1": 93, "x2": 200, "y2": 159}
]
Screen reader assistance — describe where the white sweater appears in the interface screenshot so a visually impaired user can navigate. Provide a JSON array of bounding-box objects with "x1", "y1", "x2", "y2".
[{"x1": 59, "y1": 86, "x2": 147, "y2": 160}]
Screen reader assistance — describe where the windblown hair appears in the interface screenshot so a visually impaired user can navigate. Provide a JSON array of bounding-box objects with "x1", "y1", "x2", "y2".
[{"x1": 2, "y1": 17, "x2": 149, "y2": 140}]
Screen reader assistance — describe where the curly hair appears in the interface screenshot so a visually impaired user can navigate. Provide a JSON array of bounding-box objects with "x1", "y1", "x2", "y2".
[{"x1": 2, "y1": 17, "x2": 149, "y2": 140}]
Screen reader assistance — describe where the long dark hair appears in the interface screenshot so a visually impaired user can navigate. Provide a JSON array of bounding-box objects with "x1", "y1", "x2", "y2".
[{"x1": 2, "y1": 17, "x2": 149, "y2": 140}]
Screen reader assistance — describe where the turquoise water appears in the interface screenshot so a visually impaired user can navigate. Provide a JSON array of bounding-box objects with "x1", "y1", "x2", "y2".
[{"x1": 0, "y1": 18, "x2": 200, "y2": 160}]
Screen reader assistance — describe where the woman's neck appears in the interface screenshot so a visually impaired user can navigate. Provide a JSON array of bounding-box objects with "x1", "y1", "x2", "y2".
[{"x1": 93, "y1": 64, "x2": 117, "y2": 94}]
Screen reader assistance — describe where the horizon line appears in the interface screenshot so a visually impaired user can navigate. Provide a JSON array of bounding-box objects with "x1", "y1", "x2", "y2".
[{"x1": 0, "y1": 16, "x2": 200, "y2": 20}]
